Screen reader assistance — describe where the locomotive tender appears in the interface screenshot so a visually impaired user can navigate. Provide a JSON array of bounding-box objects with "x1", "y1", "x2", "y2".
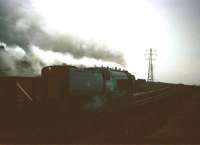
[{"x1": 0, "y1": 65, "x2": 135, "y2": 113}]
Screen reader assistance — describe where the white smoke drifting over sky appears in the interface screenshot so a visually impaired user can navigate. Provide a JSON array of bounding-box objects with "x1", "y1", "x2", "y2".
[{"x1": 0, "y1": 43, "x2": 124, "y2": 76}]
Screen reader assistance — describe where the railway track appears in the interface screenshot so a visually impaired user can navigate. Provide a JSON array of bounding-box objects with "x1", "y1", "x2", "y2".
[
  {"x1": 131, "y1": 86, "x2": 172, "y2": 106},
  {"x1": 107, "y1": 86, "x2": 172, "y2": 112}
]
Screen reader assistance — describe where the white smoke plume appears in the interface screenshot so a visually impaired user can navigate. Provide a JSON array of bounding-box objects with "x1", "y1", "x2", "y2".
[{"x1": 0, "y1": 43, "x2": 125, "y2": 76}]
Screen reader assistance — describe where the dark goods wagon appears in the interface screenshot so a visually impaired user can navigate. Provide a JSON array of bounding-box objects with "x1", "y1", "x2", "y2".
[{"x1": 0, "y1": 77, "x2": 39, "y2": 113}]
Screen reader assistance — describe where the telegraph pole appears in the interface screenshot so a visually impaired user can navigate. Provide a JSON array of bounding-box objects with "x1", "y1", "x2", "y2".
[{"x1": 147, "y1": 48, "x2": 156, "y2": 82}]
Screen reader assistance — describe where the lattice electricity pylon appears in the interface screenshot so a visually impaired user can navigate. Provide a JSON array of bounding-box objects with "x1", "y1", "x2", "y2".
[{"x1": 146, "y1": 48, "x2": 156, "y2": 82}]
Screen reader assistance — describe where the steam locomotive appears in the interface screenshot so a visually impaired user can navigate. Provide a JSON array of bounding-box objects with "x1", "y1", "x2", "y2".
[{"x1": 0, "y1": 65, "x2": 135, "y2": 114}]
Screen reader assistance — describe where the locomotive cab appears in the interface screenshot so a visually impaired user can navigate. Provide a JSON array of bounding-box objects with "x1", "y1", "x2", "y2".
[{"x1": 106, "y1": 69, "x2": 135, "y2": 97}]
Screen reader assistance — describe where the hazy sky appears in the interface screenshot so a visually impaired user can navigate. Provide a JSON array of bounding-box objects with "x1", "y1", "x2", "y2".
[{"x1": 31, "y1": 0, "x2": 200, "y2": 85}]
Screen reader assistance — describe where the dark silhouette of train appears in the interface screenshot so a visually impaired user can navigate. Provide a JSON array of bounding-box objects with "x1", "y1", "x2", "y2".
[{"x1": 0, "y1": 65, "x2": 135, "y2": 114}]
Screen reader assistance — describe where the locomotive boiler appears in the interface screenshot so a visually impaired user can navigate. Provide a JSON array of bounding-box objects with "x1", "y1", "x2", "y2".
[{"x1": 0, "y1": 65, "x2": 135, "y2": 114}]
